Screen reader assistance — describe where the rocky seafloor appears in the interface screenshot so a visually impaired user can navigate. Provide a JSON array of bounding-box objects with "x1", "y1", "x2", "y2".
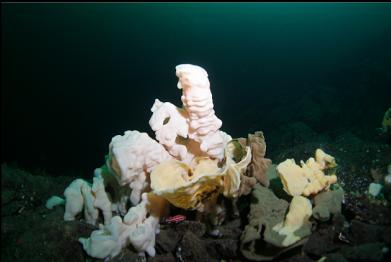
[{"x1": 2, "y1": 131, "x2": 391, "y2": 262}]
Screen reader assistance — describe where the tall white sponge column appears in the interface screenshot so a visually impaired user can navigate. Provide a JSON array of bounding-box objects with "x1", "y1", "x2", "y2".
[{"x1": 176, "y1": 64, "x2": 229, "y2": 160}]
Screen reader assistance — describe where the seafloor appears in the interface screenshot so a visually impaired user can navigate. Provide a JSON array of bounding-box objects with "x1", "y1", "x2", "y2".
[{"x1": 2, "y1": 130, "x2": 391, "y2": 262}]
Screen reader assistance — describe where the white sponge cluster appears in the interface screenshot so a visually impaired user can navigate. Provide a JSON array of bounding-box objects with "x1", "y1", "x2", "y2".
[
  {"x1": 46, "y1": 64, "x2": 231, "y2": 260},
  {"x1": 107, "y1": 130, "x2": 173, "y2": 205},
  {"x1": 149, "y1": 64, "x2": 231, "y2": 163},
  {"x1": 149, "y1": 99, "x2": 190, "y2": 161},
  {"x1": 79, "y1": 193, "x2": 159, "y2": 259},
  {"x1": 62, "y1": 176, "x2": 112, "y2": 226}
]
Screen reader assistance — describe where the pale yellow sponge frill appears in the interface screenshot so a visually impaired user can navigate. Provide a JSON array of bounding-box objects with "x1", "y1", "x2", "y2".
[
  {"x1": 150, "y1": 139, "x2": 252, "y2": 211},
  {"x1": 272, "y1": 196, "x2": 312, "y2": 247},
  {"x1": 276, "y1": 149, "x2": 337, "y2": 197},
  {"x1": 150, "y1": 158, "x2": 223, "y2": 211}
]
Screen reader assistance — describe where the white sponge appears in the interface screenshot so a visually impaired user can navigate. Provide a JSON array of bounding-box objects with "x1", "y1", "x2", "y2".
[{"x1": 45, "y1": 196, "x2": 65, "y2": 209}]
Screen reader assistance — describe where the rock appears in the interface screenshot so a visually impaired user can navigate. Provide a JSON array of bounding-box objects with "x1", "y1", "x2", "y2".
[
  {"x1": 2, "y1": 200, "x2": 24, "y2": 217},
  {"x1": 179, "y1": 231, "x2": 214, "y2": 262},
  {"x1": 382, "y1": 226, "x2": 391, "y2": 245},
  {"x1": 368, "y1": 183, "x2": 383, "y2": 197},
  {"x1": 1, "y1": 189, "x2": 16, "y2": 205},
  {"x1": 174, "y1": 221, "x2": 206, "y2": 238},
  {"x1": 1, "y1": 164, "x2": 74, "y2": 210},
  {"x1": 148, "y1": 252, "x2": 176, "y2": 262},
  {"x1": 3, "y1": 216, "x2": 95, "y2": 261},
  {"x1": 340, "y1": 242, "x2": 388, "y2": 262},
  {"x1": 206, "y1": 239, "x2": 238, "y2": 259},
  {"x1": 312, "y1": 188, "x2": 344, "y2": 222},
  {"x1": 278, "y1": 253, "x2": 315, "y2": 262},
  {"x1": 324, "y1": 253, "x2": 349, "y2": 262},
  {"x1": 218, "y1": 219, "x2": 242, "y2": 239},
  {"x1": 304, "y1": 226, "x2": 338, "y2": 256},
  {"x1": 343, "y1": 193, "x2": 391, "y2": 225},
  {"x1": 1, "y1": 171, "x2": 96, "y2": 262},
  {"x1": 155, "y1": 227, "x2": 181, "y2": 253},
  {"x1": 349, "y1": 220, "x2": 384, "y2": 244},
  {"x1": 304, "y1": 215, "x2": 347, "y2": 258},
  {"x1": 110, "y1": 249, "x2": 140, "y2": 261}
]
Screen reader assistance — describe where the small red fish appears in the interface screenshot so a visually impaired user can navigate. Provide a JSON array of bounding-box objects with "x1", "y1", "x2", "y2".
[{"x1": 165, "y1": 215, "x2": 186, "y2": 224}]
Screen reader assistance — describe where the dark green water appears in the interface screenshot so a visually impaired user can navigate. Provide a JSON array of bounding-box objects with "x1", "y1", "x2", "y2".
[{"x1": 2, "y1": 3, "x2": 391, "y2": 176}]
